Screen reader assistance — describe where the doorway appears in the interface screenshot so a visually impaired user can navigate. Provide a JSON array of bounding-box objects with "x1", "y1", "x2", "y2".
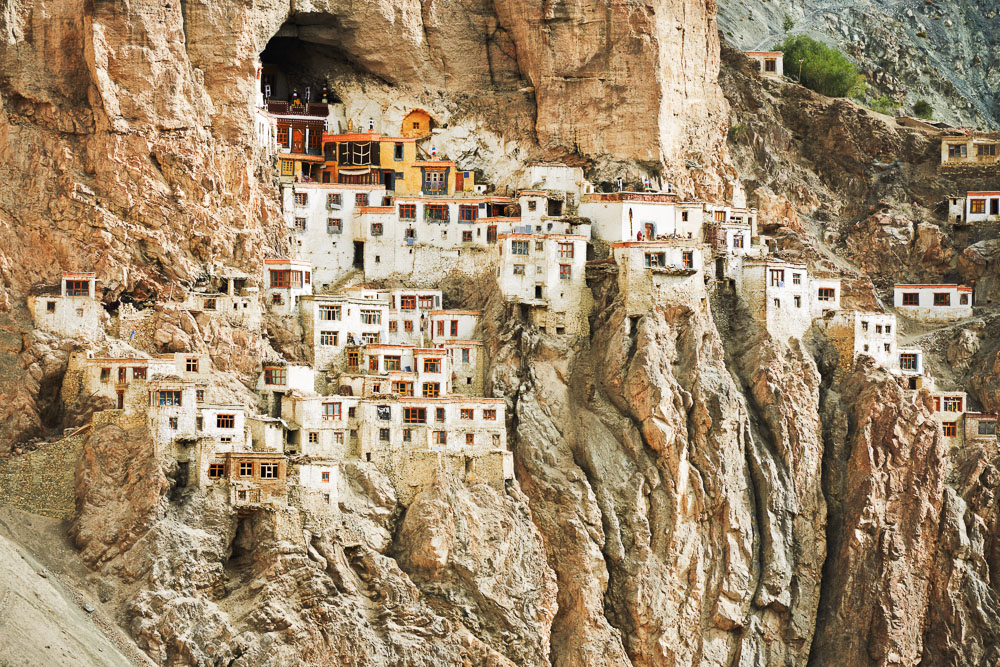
[
  {"x1": 992, "y1": 198, "x2": 999, "y2": 216},
  {"x1": 292, "y1": 128, "x2": 305, "y2": 153},
  {"x1": 353, "y1": 242, "x2": 365, "y2": 269}
]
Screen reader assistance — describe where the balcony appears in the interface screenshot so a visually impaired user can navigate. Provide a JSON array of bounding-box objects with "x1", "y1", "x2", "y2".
[{"x1": 266, "y1": 101, "x2": 329, "y2": 117}]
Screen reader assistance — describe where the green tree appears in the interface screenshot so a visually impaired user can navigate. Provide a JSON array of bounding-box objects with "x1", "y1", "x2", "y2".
[
  {"x1": 782, "y1": 14, "x2": 794, "y2": 32},
  {"x1": 776, "y1": 34, "x2": 865, "y2": 98},
  {"x1": 913, "y1": 99, "x2": 933, "y2": 119},
  {"x1": 868, "y1": 95, "x2": 898, "y2": 115}
]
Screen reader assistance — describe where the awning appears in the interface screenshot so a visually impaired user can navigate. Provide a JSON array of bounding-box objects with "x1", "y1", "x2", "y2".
[{"x1": 338, "y1": 167, "x2": 372, "y2": 175}]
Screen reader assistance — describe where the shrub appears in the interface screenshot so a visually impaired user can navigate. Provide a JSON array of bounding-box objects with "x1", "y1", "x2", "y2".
[
  {"x1": 913, "y1": 99, "x2": 933, "y2": 119},
  {"x1": 782, "y1": 14, "x2": 794, "y2": 32},
  {"x1": 868, "y1": 95, "x2": 899, "y2": 115},
  {"x1": 728, "y1": 123, "x2": 749, "y2": 142},
  {"x1": 776, "y1": 35, "x2": 865, "y2": 98}
]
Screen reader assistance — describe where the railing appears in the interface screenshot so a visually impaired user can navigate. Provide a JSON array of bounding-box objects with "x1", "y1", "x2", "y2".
[{"x1": 266, "y1": 101, "x2": 329, "y2": 117}]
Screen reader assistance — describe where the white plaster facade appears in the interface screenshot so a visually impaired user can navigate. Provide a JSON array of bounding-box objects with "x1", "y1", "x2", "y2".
[
  {"x1": 747, "y1": 51, "x2": 784, "y2": 78},
  {"x1": 893, "y1": 284, "x2": 973, "y2": 321},
  {"x1": 825, "y1": 310, "x2": 899, "y2": 373},
  {"x1": 737, "y1": 260, "x2": 841, "y2": 341},
  {"x1": 428, "y1": 310, "x2": 479, "y2": 342},
  {"x1": 948, "y1": 192, "x2": 1000, "y2": 223},
  {"x1": 264, "y1": 259, "x2": 313, "y2": 316},
  {"x1": 610, "y1": 241, "x2": 706, "y2": 315},
  {"x1": 29, "y1": 272, "x2": 104, "y2": 338},
  {"x1": 497, "y1": 234, "x2": 590, "y2": 335}
]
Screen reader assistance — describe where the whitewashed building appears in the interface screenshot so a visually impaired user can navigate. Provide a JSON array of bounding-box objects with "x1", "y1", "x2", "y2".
[
  {"x1": 264, "y1": 259, "x2": 313, "y2": 316},
  {"x1": 747, "y1": 51, "x2": 784, "y2": 78},
  {"x1": 893, "y1": 284, "x2": 973, "y2": 321},
  {"x1": 497, "y1": 233, "x2": 590, "y2": 335},
  {"x1": 29, "y1": 272, "x2": 104, "y2": 338},
  {"x1": 609, "y1": 241, "x2": 706, "y2": 315},
  {"x1": 947, "y1": 192, "x2": 1000, "y2": 224},
  {"x1": 736, "y1": 260, "x2": 841, "y2": 341}
]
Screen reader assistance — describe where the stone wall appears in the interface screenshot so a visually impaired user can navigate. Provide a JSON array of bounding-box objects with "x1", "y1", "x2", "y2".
[{"x1": 0, "y1": 433, "x2": 87, "y2": 519}]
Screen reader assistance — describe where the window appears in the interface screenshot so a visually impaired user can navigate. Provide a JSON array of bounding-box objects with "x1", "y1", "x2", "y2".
[
  {"x1": 156, "y1": 390, "x2": 182, "y2": 406},
  {"x1": 346, "y1": 350, "x2": 360, "y2": 371},
  {"x1": 203, "y1": 297, "x2": 217, "y2": 311},
  {"x1": 132, "y1": 367, "x2": 147, "y2": 380},
  {"x1": 119, "y1": 367, "x2": 127, "y2": 383},
  {"x1": 794, "y1": 296, "x2": 801, "y2": 308},
  {"x1": 450, "y1": 320, "x2": 458, "y2": 337},
  {"x1": 792, "y1": 273, "x2": 802, "y2": 285},
  {"x1": 379, "y1": 428, "x2": 390, "y2": 442},
  {"x1": 644, "y1": 253, "x2": 665, "y2": 267},
  {"x1": 875, "y1": 324, "x2": 883, "y2": 334},
  {"x1": 399, "y1": 204, "x2": 416, "y2": 220},
  {"x1": 773, "y1": 298, "x2": 780, "y2": 309},
  {"x1": 433, "y1": 431, "x2": 447, "y2": 445},
  {"x1": 216, "y1": 414, "x2": 235, "y2": 429},
  {"x1": 423, "y1": 382, "x2": 440, "y2": 397},
  {"x1": 320, "y1": 331, "x2": 338, "y2": 346},
  {"x1": 360, "y1": 310, "x2": 381, "y2": 325},
  {"x1": 65, "y1": 280, "x2": 89, "y2": 296},
  {"x1": 943, "y1": 396, "x2": 963, "y2": 412},
  {"x1": 462, "y1": 230, "x2": 473, "y2": 242},
  {"x1": 101, "y1": 367, "x2": 111, "y2": 382},
  {"x1": 492, "y1": 433, "x2": 500, "y2": 447},
  {"x1": 733, "y1": 234, "x2": 744, "y2": 249},
  {"x1": 424, "y1": 358, "x2": 441, "y2": 373},
  {"x1": 560, "y1": 264, "x2": 572, "y2": 280},
  {"x1": 323, "y1": 402, "x2": 342, "y2": 420},
  {"x1": 681, "y1": 211, "x2": 689, "y2": 222},
  {"x1": 977, "y1": 144, "x2": 997, "y2": 157},
  {"x1": 355, "y1": 193, "x2": 369, "y2": 206},
  {"x1": 403, "y1": 407, "x2": 426, "y2": 423},
  {"x1": 271, "y1": 293, "x2": 283, "y2": 305},
  {"x1": 885, "y1": 325, "x2": 891, "y2": 334},
  {"x1": 293, "y1": 192, "x2": 308, "y2": 207},
  {"x1": 196, "y1": 389, "x2": 205, "y2": 403},
  {"x1": 419, "y1": 294, "x2": 435, "y2": 309},
  {"x1": 368, "y1": 355, "x2": 379, "y2": 372},
  {"x1": 466, "y1": 433, "x2": 474, "y2": 445},
  {"x1": 960, "y1": 294, "x2": 969, "y2": 305},
  {"x1": 461, "y1": 348, "x2": 470, "y2": 364},
  {"x1": 240, "y1": 462, "x2": 253, "y2": 477},
  {"x1": 933, "y1": 293, "x2": 951, "y2": 307},
  {"x1": 513, "y1": 264, "x2": 525, "y2": 275},
  {"x1": 269, "y1": 269, "x2": 304, "y2": 288},
  {"x1": 404, "y1": 320, "x2": 413, "y2": 332},
  {"x1": 385, "y1": 355, "x2": 401, "y2": 371},
  {"x1": 425, "y1": 204, "x2": 448, "y2": 221},
  {"x1": 900, "y1": 353, "x2": 918, "y2": 371},
  {"x1": 208, "y1": 463, "x2": 225, "y2": 479},
  {"x1": 884, "y1": 343, "x2": 891, "y2": 353},
  {"x1": 371, "y1": 223, "x2": 383, "y2": 236},
  {"x1": 327, "y1": 218, "x2": 342, "y2": 234},
  {"x1": 942, "y1": 422, "x2": 957, "y2": 437},
  {"x1": 769, "y1": 269, "x2": 784, "y2": 286},
  {"x1": 459, "y1": 205, "x2": 477, "y2": 221},
  {"x1": 294, "y1": 217, "x2": 306, "y2": 230},
  {"x1": 483, "y1": 409, "x2": 497, "y2": 420},
  {"x1": 435, "y1": 320, "x2": 445, "y2": 337},
  {"x1": 361, "y1": 332, "x2": 380, "y2": 345},
  {"x1": 327, "y1": 193, "x2": 341, "y2": 208},
  {"x1": 46, "y1": 301, "x2": 56, "y2": 313},
  {"x1": 413, "y1": 121, "x2": 420, "y2": 130},
  {"x1": 813, "y1": 287, "x2": 835, "y2": 302},
  {"x1": 280, "y1": 159, "x2": 294, "y2": 175},
  {"x1": 556, "y1": 242, "x2": 575, "y2": 259},
  {"x1": 934, "y1": 396, "x2": 941, "y2": 412},
  {"x1": 948, "y1": 144, "x2": 967, "y2": 159},
  {"x1": 334, "y1": 432, "x2": 344, "y2": 445},
  {"x1": 392, "y1": 380, "x2": 413, "y2": 395},
  {"x1": 394, "y1": 142, "x2": 404, "y2": 160},
  {"x1": 861, "y1": 321, "x2": 869, "y2": 331},
  {"x1": 423, "y1": 170, "x2": 447, "y2": 194},
  {"x1": 971, "y1": 199, "x2": 987, "y2": 214},
  {"x1": 902, "y1": 292, "x2": 919, "y2": 306},
  {"x1": 321, "y1": 471, "x2": 331, "y2": 482},
  {"x1": 461, "y1": 408, "x2": 474, "y2": 420},
  {"x1": 319, "y1": 305, "x2": 342, "y2": 323},
  {"x1": 400, "y1": 295, "x2": 416, "y2": 310},
  {"x1": 185, "y1": 357, "x2": 199, "y2": 373},
  {"x1": 524, "y1": 199, "x2": 536, "y2": 212},
  {"x1": 511, "y1": 240, "x2": 529, "y2": 255},
  {"x1": 979, "y1": 421, "x2": 997, "y2": 436},
  {"x1": 764, "y1": 58, "x2": 776, "y2": 72},
  {"x1": 168, "y1": 417, "x2": 178, "y2": 429},
  {"x1": 682, "y1": 252, "x2": 694, "y2": 269},
  {"x1": 260, "y1": 463, "x2": 278, "y2": 479},
  {"x1": 264, "y1": 367, "x2": 286, "y2": 385}
]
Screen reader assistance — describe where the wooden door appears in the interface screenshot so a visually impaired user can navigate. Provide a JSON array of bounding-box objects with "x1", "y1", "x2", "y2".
[
  {"x1": 455, "y1": 171, "x2": 464, "y2": 191},
  {"x1": 292, "y1": 128, "x2": 305, "y2": 153},
  {"x1": 487, "y1": 225, "x2": 497, "y2": 244}
]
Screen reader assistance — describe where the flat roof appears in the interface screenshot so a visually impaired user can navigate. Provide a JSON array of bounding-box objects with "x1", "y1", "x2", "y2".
[
  {"x1": 610, "y1": 241, "x2": 702, "y2": 249},
  {"x1": 894, "y1": 284, "x2": 972, "y2": 291},
  {"x1": 63, "y1": 272, "x2": 96, "y2": 279},
  {"x1": 581, "y1": 192, "x2": 680, "y2": 204},
  {"x1": 967, "y1": 192, "x2": 1000, "y2": 197},
  {"x1": 322, "y1": 132, "x2": 415, "y2": 143},
  {"x1": 499, "y1": 233, "x2": 588, "y2": 240},
  {"x1": 746, "y1": 51, "x2": 782, "y2": 56},
  {"x1": 412, "y1": 160, "x2": 456, "y2": 168},
  {"x1": 265, "y1": 258, "x2": 312, "y2": 267},
  {"x1": 428, "y1": 309, "x2": 480, "y2": 316}
]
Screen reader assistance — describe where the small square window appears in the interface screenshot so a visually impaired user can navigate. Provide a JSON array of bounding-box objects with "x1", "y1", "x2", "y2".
[
  {"x1": 168, "y1": 417, "x2": 178, "y2": 429},
  {"x1": 46, "y1": 301, "x2": 55, "y2": 313},
  {"x1": 240, "y1": 461, "x2": 253, "y2": 477},
  {"x1": 308, "y1": 431, "x2": 318, "y2": 443}
]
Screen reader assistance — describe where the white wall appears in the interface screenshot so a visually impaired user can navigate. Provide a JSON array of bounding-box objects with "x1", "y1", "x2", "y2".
[{"x1": 893, "y1": 285, "x2": 973, "y2": 321}]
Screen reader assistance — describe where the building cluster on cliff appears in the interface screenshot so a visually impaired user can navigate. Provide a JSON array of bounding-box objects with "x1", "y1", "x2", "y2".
[{"x1": 23, "y1": 58, "x2": 997, "y2": 516}]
